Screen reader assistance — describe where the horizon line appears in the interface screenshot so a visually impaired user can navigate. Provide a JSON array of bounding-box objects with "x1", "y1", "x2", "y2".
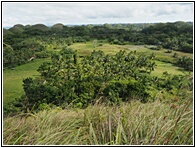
[{"x1": 3, "y1": 21, "x2": 193, "y2": 29}]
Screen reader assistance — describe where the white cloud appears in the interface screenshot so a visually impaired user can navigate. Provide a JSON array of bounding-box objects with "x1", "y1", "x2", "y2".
[{"x1": 2, "y1": 2, "x2": 194, "y2": 27}]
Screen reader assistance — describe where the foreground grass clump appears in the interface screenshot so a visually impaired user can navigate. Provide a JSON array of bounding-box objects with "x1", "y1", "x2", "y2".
[{"x1": 3, "y1": 98, "x2": 193, "y2": 145}]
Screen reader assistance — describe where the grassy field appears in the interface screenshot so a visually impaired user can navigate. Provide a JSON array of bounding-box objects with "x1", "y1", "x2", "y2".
[
  {"x1": 70, "y1": 42, "x2": 192, "y2": 58},
  {"x1": 151, "y1": 61, "x2": 190, "y2": 76},
  {"x1": 3, "y1": 58, "x2": 50, "y2": 104},
  {"x1": 124, "y1": 45, "x2": 193, "y2": 58},
  {"x1": 69, "y1": 41, "x2": 123, "y2": 55},
  {"x1": 3, "y1": 98, "x2": 193, "y2": 145}
]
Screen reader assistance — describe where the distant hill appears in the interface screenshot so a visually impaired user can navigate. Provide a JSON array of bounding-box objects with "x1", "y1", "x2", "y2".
[
  {"x1": 14, "y1": 24, "x2": 24, "y2": 28},
  {"x1": 3, "y1": 28, "x2": 14, "y2": 36},
  {"x1": 30, "y1": 24, "x2": 49, "y2": 31},
  {"x1": 51, "y1": 23, "x2": 64, "y2": 31},
  {"x1": 8, "y1": 24, "x2": 24, "y2": 33},
  {"x1": 174, "y1": 21, "x2": 193, "y2": 28},
  {"x1": 5, "y1": 21, "x2": 193, "y2": 32},
  {"x1": 24, "y1": 25, "x2": 31, "y2": 29}
]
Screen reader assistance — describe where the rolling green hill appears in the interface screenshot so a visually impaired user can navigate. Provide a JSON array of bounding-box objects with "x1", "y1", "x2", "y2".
[
  {"x1": 30, "y1": 24, "x2": 50, "y2": 31},
  {"x1": 51, "y1": 23, "x2": 64, "y2": 30},
  {"x1": 8, "y1": 24, "x2": 24, "y2": 33}
]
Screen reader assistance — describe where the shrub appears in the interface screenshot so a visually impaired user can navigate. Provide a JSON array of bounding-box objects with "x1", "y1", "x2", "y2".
[{"x1": 175, "y1": 56, "x2": 193, "y2": 71}]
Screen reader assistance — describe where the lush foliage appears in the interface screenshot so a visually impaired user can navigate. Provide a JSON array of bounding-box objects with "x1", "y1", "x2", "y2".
[
  {"x1": 175, "y1": 56, "x2": 193, "y2": 71},
  {"x1": 3, "y1": 38, "x2": 47, "y2": 68},
  {"x1": 141, "y1": 22, "x2": 193, "y2": 53}
]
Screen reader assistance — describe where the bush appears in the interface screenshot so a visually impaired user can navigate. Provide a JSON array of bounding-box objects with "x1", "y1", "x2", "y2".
[
  {"x1": 165, "y1": 50, "x2": 172, "y2": 53},
  {"x1": 103, "y1": 80, "x2": 149, "y2": 104},
  {"x1": 175, "y1": 56, "x2": 193, "y2": 71},
  {"x1": 35, "y1": 51, "x2": 50, "y2": 58}
]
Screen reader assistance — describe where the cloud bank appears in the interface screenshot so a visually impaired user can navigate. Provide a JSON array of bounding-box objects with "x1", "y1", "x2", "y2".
[{"x1": 2, "y1": 2, "x2": 194, "y2": 27}]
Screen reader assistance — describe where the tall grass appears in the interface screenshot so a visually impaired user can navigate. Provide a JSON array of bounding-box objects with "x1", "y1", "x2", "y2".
[{"x1": 3, "y1": 98, "x2": 193, "y2": 145}]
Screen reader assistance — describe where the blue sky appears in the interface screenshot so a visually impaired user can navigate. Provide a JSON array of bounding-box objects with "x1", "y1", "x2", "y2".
[{"x1": 2, "y1": 2, "x2": 194, "y2": 27}]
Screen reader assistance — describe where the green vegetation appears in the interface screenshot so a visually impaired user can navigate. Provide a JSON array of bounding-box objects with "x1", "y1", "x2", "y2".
[{"x1": 3, "y1": 22, "x2": 193, "y2": 145}]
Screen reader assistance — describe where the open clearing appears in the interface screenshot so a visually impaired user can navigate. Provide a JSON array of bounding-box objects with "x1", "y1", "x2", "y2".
[{"x1": 3, "y1": 58, "x2": 50, "y2": 104}]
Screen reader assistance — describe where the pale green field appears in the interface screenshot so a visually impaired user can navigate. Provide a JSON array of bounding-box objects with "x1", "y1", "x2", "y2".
[
  {"x1": 151, "y1": 61, "x2": 190, "y2": 76},
  {"x1": 69, "y1": 42, "x2": 123, "y2": 55},
  {"x1": 3, "y1": 58, "x2": 50, "y2": 104},
  {"x1": 124, "y1": 45, "x2": 193, "y2": 58},
  {"x1": 70, "y1": 42, "x2": 193, "y2": 58}
]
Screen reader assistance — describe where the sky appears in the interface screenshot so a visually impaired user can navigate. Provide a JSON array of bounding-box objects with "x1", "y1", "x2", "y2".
[{"x1": 2, "y1": 2, "x2": 194, "y2": 27}]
